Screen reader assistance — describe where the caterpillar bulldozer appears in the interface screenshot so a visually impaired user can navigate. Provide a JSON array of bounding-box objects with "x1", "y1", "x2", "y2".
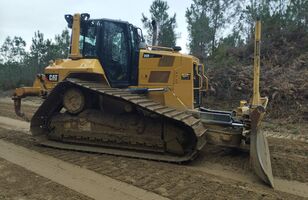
[{"x1": 12, "y1": 13, "x2": 274, "y2": 187}]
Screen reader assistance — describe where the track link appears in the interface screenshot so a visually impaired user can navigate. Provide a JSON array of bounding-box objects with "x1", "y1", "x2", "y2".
[{"x1": 30, "y1": 78, "x2": 207, "y2": 162}]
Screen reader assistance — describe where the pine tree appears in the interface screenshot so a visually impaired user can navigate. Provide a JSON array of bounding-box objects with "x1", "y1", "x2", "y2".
[
  {"x1": 0, "y1": 28, "x2": 70, "y2": 89},
  {"x1": 53, "y1": 29, "x2": 70, "y2": 58},
  {"x1": 0, "y1": 36, "x2": 27, "y2": 64},
  {"x1": 186, "y1": 0, "x2": 230, "y2": 61},
  {"x1": 142, "y1": 0, "x2": 177, "y2": 47}
]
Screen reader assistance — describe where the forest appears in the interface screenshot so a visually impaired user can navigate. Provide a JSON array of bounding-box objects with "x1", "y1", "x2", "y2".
[{"x1": 0, "y1": 0, "x2": 307, "y2": 119}]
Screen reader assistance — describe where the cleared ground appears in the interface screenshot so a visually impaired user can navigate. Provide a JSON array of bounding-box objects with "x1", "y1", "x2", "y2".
[
  {"x1": 0, "y1": 139, "x2": 168, "y2": 200},
  {"x1": 0, "y1": 157, "x2": 91, "y2": 200},
  {"x1": 0, "y1": 98, "x2": 307, "y2": 199}
]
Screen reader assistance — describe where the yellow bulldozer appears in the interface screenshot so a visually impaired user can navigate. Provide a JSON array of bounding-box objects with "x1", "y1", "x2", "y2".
[{"x1": 12, "y1": 13, "x2": 274, "y2": 187}]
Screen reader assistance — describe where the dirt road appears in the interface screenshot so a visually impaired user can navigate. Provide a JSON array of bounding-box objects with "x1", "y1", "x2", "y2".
[
  {"x1": 0, "y1": 139, "x2": 168, "y2": 200},
  {"x1": 0, "y1": 157, "x2": 91, "y2": 200},
  {"x1": 0, "y1": 98, "x2": 307, "y2": 199}
]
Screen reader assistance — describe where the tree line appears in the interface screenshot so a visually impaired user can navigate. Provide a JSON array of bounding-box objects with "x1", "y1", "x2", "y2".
[
  {"x1": 0, "y1": 0, "x2": 307, "y2": 90},
  {"x1": 143, "y1": 0, "x2": 307, "y2": 66},
  {"x1": 0, "y1": 30, "x2": 70, "y2": 90}
]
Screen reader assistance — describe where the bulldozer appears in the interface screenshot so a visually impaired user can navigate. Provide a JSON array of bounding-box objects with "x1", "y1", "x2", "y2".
[{"x1": 12, "y1": 13, "x2": 274, "y2": 187}]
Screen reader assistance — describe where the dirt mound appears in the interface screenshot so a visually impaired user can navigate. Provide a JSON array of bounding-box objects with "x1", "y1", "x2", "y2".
[{"x1": 206, "y1": 52, "x2": 308, "y2": 121}]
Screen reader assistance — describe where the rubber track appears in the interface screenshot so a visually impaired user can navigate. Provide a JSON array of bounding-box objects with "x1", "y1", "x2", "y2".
[{"x1": 32, "y1": 78, "x2": 207, "y2": 162}]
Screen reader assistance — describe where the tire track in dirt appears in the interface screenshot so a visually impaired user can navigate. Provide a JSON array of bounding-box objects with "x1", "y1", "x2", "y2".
[
  {"x1": 0, "y1": 158, "x2": 91, "y2": 200},
  {"x1": 0, "y1": 116, "x2": 30, "y2": 133},
  {"x1": 0, "y1": 125, "x2": 306, "y2": 199},
  {"x1": 0, "y1": 99, "x2": 37, "y2": 121},
  {"x1": 186, "y1": 155, "x2": 308, "y2": 198},
  {"x1": 0, "y1": 139, "x2": 169, "y2": 200},
  {"x1": 266, "y1": 131, "x2": 308, "y2": 143}
]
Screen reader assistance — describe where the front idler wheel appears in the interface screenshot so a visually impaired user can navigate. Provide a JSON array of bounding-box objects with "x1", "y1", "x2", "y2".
[{"x1": 63, "y1": 88, "x2": 85, "y2": 114}]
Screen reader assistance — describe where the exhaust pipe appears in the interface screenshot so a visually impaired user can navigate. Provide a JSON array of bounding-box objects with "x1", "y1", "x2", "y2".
[{"x1": 151, "y1": 20, "x2": 158, "y2": 46}]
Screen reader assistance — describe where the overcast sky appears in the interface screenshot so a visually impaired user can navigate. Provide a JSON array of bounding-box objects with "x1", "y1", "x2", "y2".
[{"x1": 0, "y1": 0, "x2": 192, "y2": 53}]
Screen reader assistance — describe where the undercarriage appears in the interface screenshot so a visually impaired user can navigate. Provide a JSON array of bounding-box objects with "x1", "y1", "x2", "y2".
[{"x1": 30, "y1": 78, "x2": 207, "y2": 162}]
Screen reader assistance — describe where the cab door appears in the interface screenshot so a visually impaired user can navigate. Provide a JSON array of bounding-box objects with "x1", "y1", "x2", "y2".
[{"x1": 98, "y1": 21, "x2": 131, "y2": 87}]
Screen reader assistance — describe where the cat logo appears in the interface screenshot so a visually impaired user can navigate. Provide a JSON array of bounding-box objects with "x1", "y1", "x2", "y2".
[{"x1": 46, "y1": 74, "x2": 59, "y2": 82}]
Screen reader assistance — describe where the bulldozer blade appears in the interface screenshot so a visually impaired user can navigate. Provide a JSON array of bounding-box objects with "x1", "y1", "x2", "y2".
[{"x1": 250, "y1": 107, "x2": 274, "y2": 187}]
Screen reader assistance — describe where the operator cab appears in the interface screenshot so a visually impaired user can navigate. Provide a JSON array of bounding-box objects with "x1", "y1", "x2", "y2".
[{"x1": 65, "y1": 13, "x2": 143, "y2": 87}]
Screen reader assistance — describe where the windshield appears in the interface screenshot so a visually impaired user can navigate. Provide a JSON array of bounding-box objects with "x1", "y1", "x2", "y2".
[
  {"x1": 79, "y1": 21, "x2": 99, "y2": 57},
  {"x1": 78, "y1": 20, "x2": 142, "y2": 58}
]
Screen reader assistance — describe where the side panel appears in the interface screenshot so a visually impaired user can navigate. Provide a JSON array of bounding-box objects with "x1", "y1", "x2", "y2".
[
  {"x1": 173, "y1": 56, "x2": 194, "y2": 109},
  {"x1": 139, "y1": 51, "x2": 179, "y2": 87},
  {"x1": 138, "y1": 50, "x2": 194, "y2": 110},
  {"x1": 44, "y1": 59, "x2": 109, "y2": 89}
]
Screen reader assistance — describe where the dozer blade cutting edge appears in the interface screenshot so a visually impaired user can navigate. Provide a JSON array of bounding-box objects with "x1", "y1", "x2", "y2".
[{"x1": 250, "y1": 107, "x2": 274, "y2": 187}]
